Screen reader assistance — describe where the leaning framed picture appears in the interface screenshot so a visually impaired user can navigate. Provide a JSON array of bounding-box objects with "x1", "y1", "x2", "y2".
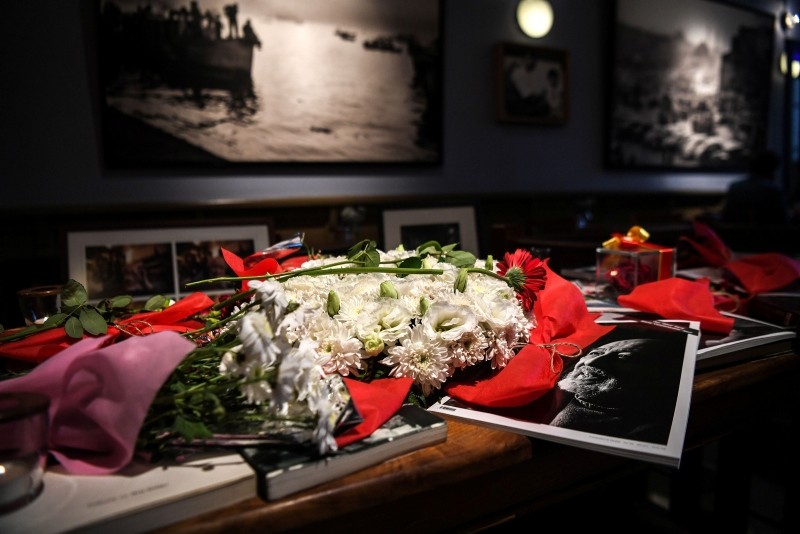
[
  {"x1": 495, "y1": 42, "x2": 569, "y2": 125},
  {"x1": 605, "y1": 0, "x2": 774, "y2": 170},
  {"x1": 67, "y1": 225, "x2": 270, "y2": 302},
  {"x1": 382, "y1": 206, "x2": 479, "y2": 255},
  {"x1": 96, "y1": 0, "x2": 443, "y2": 166}
]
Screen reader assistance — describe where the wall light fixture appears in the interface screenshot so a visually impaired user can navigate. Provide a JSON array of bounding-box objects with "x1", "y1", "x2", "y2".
[{"x1": 517, "y1": 0, "x2": 554, "y2": 39}]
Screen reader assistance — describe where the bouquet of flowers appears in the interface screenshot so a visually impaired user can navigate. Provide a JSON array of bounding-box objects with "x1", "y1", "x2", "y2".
[{"x1": 0, "y1": 238, "x2": 547, "y2": 466}]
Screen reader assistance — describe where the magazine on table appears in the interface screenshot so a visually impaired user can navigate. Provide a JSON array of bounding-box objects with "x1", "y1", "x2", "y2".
[
  {"x1": 241, "y1": 404, "x2": 447, "y2": 501},
  {"x1": 0, "y1": 452, "x2": 256, "y2": 534},
  {"x1": 592, "y1": 310, "x2": 796, "y2": 369},
  {"x1": 429, "y1": 317, "x2": 700, "y2": 468}
]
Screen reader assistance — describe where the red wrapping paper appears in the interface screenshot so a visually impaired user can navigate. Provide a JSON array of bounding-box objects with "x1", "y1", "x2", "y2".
[
  {"x1": 0, "y1": 292, "x2": 214, "y2": 364},
  {"x1": 723, "y1": 253, "x2": 800, "y2": 295},
  {"x1": 221, "y1": 247, "x2": 283, "y2": 292},
  {"x1": 618, "y1": 277, "x2": 734, "y2": 334},
  {"x1": 678, "y1": 220, "x2": 732, "y2": 268},
  {"x1": 444, "y1": 263, "x2": 614, "y2": 408},
  {"x1": 335, "y1": 377, "x2": 413, "y2": 447}
]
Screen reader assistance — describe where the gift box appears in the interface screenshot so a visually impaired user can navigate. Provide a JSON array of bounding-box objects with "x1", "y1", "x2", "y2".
[{"x1": 595, "y1": 226, "x2": 675, "y2": 297}]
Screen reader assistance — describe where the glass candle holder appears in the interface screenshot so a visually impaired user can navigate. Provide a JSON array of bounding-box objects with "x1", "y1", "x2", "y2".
[
  {"x1": 16, "y1": 285, "x2": 62, "y2": 326},
  {"x1": 0, "y1": 392, "x2": 50, "y2": 514}
]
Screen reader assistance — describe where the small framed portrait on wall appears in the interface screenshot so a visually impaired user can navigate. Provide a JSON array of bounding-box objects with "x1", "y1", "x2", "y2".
[{"x1": 495, "y1": 42, "x2": 569, "y2": 125}]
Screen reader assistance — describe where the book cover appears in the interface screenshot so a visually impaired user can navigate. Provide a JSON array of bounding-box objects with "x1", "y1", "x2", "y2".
[
  {"x1": 694, "y1": 312, "x2": 796, "y2": 369},
  {"x1": 746, "y1": 292, "x2": 800, "y2": 329},
  {"x1": 241, "y1": 404, "x2": 447, "y2": 501},
  {"x1": 429, "y1": 318, "x2": 699, "y2": 468},
  {"x1": 0, "y1": 452, "x2": 255, "y2": 534}
]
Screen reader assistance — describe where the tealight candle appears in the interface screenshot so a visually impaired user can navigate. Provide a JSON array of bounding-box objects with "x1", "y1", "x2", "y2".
[{"x1": 0, "y1": 392, "x2": 49, "y2": 514}]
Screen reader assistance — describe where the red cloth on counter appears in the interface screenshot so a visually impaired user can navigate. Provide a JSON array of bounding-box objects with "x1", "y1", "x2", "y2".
[{"x1": 618, "y1": 277, "x2": 734, "y2": 334}]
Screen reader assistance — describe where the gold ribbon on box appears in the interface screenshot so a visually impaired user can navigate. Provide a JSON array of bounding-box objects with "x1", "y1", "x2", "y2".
[{"x1": 602, "y1": 226, "x2": 674, "y2": 280}]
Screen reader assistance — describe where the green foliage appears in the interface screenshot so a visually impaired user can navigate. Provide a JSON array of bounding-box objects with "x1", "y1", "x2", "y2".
[
  {"x1": 347, "y1": 239, "x2": 380, "y2": 267},
  {"x1": 0, "y1": 279, "x2": 173, "y2": 342}
]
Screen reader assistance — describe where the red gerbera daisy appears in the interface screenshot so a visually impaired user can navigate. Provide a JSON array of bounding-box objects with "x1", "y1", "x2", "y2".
[{"x1": 497, "y1": 249, "x2": 547, "y2": 312}]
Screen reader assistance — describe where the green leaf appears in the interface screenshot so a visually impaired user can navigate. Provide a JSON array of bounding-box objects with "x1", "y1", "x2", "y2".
[
  {"x1": 109, "y1": 295, "x2": 133, "y2": 308},
  {"x1": 61, "y1": 279, "x2": 88, "y2": 308},
  {"x1": 173, "y1": 415, "x2": 213, "y2": 441},
  {"x1": 346, "y1": 239, "x2": 375, "y2": 259},
  {"x1": 398, "y1": 256, "x2": 422, "y2": 270},
  {"x1": 415, "y1": 240, "x2": 442, "y2": 256},
  {"x1": 144, "y1": 295, "x2": 170, "y2": 311},
  {"x1": 441, "y1": 243, "x2": 458, "y2": 253},
  {"x1": 43, "y1": 313, "x2": 68, "y2": 327},
  {"x1": 444, "y1": 250, "x2": 476, "y2": 268},
  {"x1": 364, "y1": 249, "x2": 380, "y2": 267},
  {"x1": 64, "y1": 316, "x2": 84, "y2": 339},
  {"x1": 80, "y1": 308, "x2": 108, "y2": 336}
]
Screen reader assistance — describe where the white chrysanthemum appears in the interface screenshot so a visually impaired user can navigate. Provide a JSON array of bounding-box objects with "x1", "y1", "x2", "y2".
[
  {"x1": 422, "y1": 302, "x2": 479, "y2": 342},
  {"x1": 272, "y1": 338, "x2": 323, "y2": 414},
  {"x1": 275, "y1": 305, "x2": 313, "y2": 344},
  {"x1": 447, "y1": 330, "x2": 489, "y2": 370},
  {"x1": 219, "y1": 344, "x2": 246, "y2": 376},
  {"x1": 250, "y1": 279, "x2": 289, "y2": 322},
  {"x1": 337, "y1": 294, "x2": 380, "y2": 337},
  {"x1": 238, "y1": 311, "x2": 282, "y2": 368},
  {"x1": 309, "y1": 387, "x2": 338, "y2": 455},
  {"x1": 240, "y1": 374, "x2": 273, "y2": 405},
  {"x1": 311, "y1": 317, "x2": 364, "y2": 376},
  {"x1": 381, "y1": 327, "x2": 450, "y2": 396}
]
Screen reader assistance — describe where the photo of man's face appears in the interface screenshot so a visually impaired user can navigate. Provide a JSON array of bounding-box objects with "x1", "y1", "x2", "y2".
[{"x1": 557, "y1": 338, "x2": 661, "y2": 408}]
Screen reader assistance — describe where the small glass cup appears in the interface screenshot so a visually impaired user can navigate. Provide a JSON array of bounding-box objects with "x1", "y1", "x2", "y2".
[
  {"x1": 16, "y1": 285, "x2": 62, "y2": 326},
  {"x1": 0, "y1": 392, "x2": 50, "y2": 514}
]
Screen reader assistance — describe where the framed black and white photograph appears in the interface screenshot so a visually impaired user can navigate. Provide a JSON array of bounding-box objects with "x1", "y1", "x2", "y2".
[
  {"x1": 606, "y1": 0, "x2": 774, "y2": 170},
  {"x1": 67, "y1": 225, "x2": 270, "y2": 301},
  {"x1": 495, "y1": 42, "x2": 569, "y2": 125},
  {"x1": 382, "y1": 206, "x2": 478, "y2": 254},
  {"x1": 97, "y1": 0, "x2": 442, "y2": 166}
]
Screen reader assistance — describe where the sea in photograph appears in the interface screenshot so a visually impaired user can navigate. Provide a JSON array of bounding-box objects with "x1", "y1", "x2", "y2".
[{"x1": 105, "y1": 15, "x2": 436, "y2": 162}]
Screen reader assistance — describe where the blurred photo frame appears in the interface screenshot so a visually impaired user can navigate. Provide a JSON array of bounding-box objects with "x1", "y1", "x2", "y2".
[
  {"x1": 67, "y1": 225, "x2": 270, "y2": 302},
  {"x1": 382, "y1": 206, "x2": 478, "y2": 254}
]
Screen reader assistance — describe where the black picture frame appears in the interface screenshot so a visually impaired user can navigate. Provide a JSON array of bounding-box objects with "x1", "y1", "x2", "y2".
[
  {"x1": 96, "y1": 0, "x2": 442, "y2": 167},
  {"x1": 495, "y1": 42, "x2": 569, "y2": 125},
  {"x1": 605, "y1": 0, "x2": 775, "y2": 171}
]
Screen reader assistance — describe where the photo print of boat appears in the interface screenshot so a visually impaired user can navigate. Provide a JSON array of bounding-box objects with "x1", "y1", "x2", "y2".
[
  {"x1": 606, "y1": 0, "x2": 774, "y2": 170},
  {"x1": 97, "y1": 0, "x2": 441, "y2": 166}
]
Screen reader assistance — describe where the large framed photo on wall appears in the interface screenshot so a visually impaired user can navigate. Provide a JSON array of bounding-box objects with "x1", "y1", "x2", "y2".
[
  {"x1": 97, "y1": 0, "x2": 442, "y2": 167},
  {"x1": 605, "y1": 0, "x2": 774, "y2": 170}
]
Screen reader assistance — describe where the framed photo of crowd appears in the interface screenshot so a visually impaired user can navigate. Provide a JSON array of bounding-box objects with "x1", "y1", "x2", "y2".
[{"x1": 605, "y1": 0, "x2": 775, "y2": 170}]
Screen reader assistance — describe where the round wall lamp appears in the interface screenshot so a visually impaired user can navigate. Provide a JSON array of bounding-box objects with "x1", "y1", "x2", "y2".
[{"x1": 517, "y1": 0, "x2": 554, "y2": 39}]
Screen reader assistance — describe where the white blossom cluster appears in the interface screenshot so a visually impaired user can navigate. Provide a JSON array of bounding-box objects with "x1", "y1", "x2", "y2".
[{"x1": 218, "y1": 249, "x2": 534, "y2": 453}]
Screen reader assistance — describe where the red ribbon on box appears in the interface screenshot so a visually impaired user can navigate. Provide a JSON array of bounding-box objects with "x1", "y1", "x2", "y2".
[{"x1": 602, "y1": 225, "x2": 675, "y2": 280}]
